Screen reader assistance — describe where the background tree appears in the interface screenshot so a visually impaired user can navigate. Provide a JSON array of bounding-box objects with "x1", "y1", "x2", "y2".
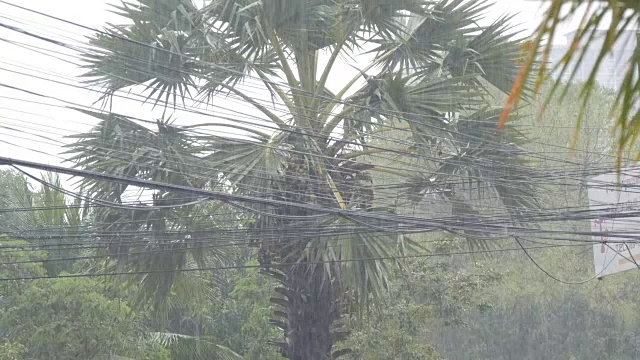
[
  {"x1": 0, "y1": 170, "x2": 85, "y2": 276},
  {"x1": 0, "y1": 277, "x2": 170, "y2": 360}
]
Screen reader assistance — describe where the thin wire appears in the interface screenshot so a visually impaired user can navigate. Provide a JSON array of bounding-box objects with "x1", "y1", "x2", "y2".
[
  {"x1": 0, "y1": 18, "x2": 598, "y2": 171},
  {"x1": 0, "y1": 242, "x2": 595, "y2": 282},
  {"x1": 0, "y1": 0, "x2": 629, "y2": 173},
  {"x1": 0, "y1": 32, "x2": 620, "y2": 187},
  {"x1": 513, "y1": 236, "x2": 607, "y2": 284},
  {"x1": 0, "y1": 1, "x2": 636, "y2": 284},
  {"x1": 6, "y1": 156, "x2": 640, "y2": 248}
]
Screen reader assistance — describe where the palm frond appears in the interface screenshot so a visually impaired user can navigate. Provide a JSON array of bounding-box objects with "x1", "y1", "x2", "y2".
[
  {"x1": 348, "y1": 0, "x2": 429, "y2": 40},
  {"x1": 445, "y1": 14, "x2": 529, "y2": 96},
  {"x1": 64, "y1": 110, "x2": 249, "y2": 305},
  {"x1": 200, "y1": 0, "x2": 271, "y2": 59},
  {"x1": 398, "y1": 107, "x2": 538, "y2": 248},
  {"x1": 343, "y1": 71, "x2": 481, "y2": 136},
  {"x1": 369, "y1": 0, "x2": 493, "y2": 73},
  {"x1": 82, "y1": 21, "x2": 197, "y2": 108},
  {"x1": 302, "y1": 213, "x2": 424, "y2": 315},
  {"x1": 110, "y1": 0, "x2": 198, "y2": 32}
]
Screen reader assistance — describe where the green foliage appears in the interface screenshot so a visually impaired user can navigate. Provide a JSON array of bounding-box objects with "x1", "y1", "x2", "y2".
[
  {"x1": 0, "y1": 170, "x2": 35, "y2": 231},
  {"x1": 210, "y1": 262, "x2": 282, "y2": 359},
  {"x1": 337, "y1": 236, "x2": 499, "y2": 359},
  {"x1": 0, "y1": 170, "x2": 85, "y2": 276},
  {"x1": 0, "y1": 238, "x2": 47, "y2": 296},
  {"x1": 224, "y1": 266, "x2": 276, "y2": 354},
  {"x1": 345, "y1": 317, "x2": 440, "y2": 360},
  {"x1": 0, "y1": 277, "x2": 169, "y2": 360},
  {"x1": 0, "y1": 341, "x2": 25, "y2": 360},
  {"x1": 430, "y1": 248, "x2": 640, "y2": 359},
  {"x1": 148, "y1": 259, "x2": 282, "y2": 359},
  {"x1": 31, "y1": 173, "x2": 85, "y2": 276}
]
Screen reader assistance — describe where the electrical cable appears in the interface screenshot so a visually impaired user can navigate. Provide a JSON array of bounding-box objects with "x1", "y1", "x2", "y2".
[
  {"x1": 0, "y1": 1, "x2": 637, "y2": 284},
  {"x1": 0, "y1": 242, "x2": 595, "y2": 282}
]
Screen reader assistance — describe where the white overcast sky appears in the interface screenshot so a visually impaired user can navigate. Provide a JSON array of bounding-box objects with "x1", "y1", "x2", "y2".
[{"x1": 0, "y1": 0, "x2": 583, "y2": 180}]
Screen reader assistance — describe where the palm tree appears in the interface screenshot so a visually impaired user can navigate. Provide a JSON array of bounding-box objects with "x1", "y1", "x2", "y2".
[{"x1": 68, "y1": 0, "x2": 535, "y2": 358}]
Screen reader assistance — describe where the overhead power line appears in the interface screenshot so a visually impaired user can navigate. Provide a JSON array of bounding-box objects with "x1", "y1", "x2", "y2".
[{"x1": 0, "y1": 242, "x2": 595, "y2": 282}]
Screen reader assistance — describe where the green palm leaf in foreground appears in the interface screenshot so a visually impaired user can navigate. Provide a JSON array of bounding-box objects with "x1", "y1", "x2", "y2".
[{"x1": 500, "y1": 0, "x2": 640, "y2": 169}]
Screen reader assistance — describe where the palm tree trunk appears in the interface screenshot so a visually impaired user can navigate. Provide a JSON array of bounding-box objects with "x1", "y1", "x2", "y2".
[{"x1": 284, "y1": 261, "x2": 335, "y2": 360}]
